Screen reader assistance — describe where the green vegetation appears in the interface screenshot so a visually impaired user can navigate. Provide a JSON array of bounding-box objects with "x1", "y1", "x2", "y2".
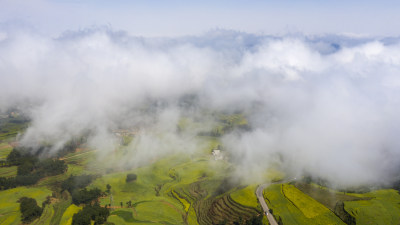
[
  {"x1": 230, "y1": 185, "x2": 259, "y2": 208},
  {"x1": 344, "y1": 189, "x2": 400, "y2": 225},
  {"x1": 18, "y1": 197, "x2": 43, "y2": 222},
  {"x1": 31, "y1": 204, "x2": 54, "y2": 225},
  {"x1": 0, "y1": 143, "x2": 13, "y2": 160},
  {"x1": 2, "y1": 112, "x2": 400, "y2": 225},
  {"x1": 0, "y1": 147, "x2": 67, "y2": 190},
  {"x1": 263, "y1": 183, "x2": 345, "y2": 225},
  {"x1": 72, "y1": 203, "x2": 110, "y2": 225},
  {"x1": 71, "y1": 188, "x2": 102, "y2": 205},
  {"x1": 282, "y1": 184, "x2": 342, "y2": 222},
  {"x1": 263, "y1": 182, "x2": 400, "y2": 225},
  {"x1": 89, "y1": 139, "x2": 263, "y2": 225},
  {"x1": 126, "y1": 173, "x2": 137, "y2": 182},
  {"x1": 294, "y1": 182, "x2": 370, "y2": 224},
  {"x1": 0, "y1": 115, "x2": 29, "y2": 141},
  {"x1": 0, "y1": 186, "x2": 51, "y2": 225},
  {"x1": 61, "y1": 174, "x2": 96, "y2": 193},
  {"x1": 50, "y1": 197, "x2": 72, "y2": 225},
  {"x1": 0, "y1": 165, "x2": 17, "y2": 178},
  {"x1": 59, "y1": 204, "x2": 82, "y2": 225},
  {"x1": 294, "y1": 182, "x2": 370, "y2": 210}
]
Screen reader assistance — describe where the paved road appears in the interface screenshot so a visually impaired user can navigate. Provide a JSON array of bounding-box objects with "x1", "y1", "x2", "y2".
[
  {"x1": 256, "y1": 183, "x2": 278, "y2": 225},
  {"x1": 256, "y1": 179, "x2": 295, "y2": 225}
]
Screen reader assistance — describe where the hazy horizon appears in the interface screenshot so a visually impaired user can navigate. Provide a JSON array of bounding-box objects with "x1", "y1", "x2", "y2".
[{"x1": 2, "y1": 0, "x2": 400, "y2": 37}]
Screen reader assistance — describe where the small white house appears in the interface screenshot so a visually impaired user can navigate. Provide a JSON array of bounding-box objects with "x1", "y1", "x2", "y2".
[{"x1": 212, "y1": 149, "x2": 223, "y2": 160}]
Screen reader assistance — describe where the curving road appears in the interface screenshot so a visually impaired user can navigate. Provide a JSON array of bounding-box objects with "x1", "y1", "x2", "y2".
[
  {"x1": 256, "y1": 183, "x2": 278, "y2": 225},
  {"x1": 256, "y1": 178, "x2": 295, "y2": 225}
]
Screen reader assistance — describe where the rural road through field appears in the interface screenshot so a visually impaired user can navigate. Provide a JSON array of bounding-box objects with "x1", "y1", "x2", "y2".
[
  {"x1": 256, "y1": 178, "x2": 295, "y2": 225},
  {"x1": 256, "y1": 183, "x2": 278, "y2": 225}
]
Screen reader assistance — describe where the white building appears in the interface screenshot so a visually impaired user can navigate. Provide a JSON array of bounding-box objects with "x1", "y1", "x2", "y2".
[{"x1": 212, "y1": 149, "x2": 223, "y2": 160}]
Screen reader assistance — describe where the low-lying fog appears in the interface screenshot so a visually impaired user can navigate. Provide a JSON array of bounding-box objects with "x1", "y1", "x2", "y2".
[{"x1": 1, "y1": 27, "x2": 400, "y2": 187}]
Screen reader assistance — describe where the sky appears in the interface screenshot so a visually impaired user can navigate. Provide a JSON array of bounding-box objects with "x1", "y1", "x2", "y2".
[{"x1": 1, "y1": 0, "x2": 400, "y2": 37}]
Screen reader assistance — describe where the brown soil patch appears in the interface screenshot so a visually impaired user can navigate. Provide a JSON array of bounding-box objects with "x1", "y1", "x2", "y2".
[{"x1": 0, "y1": 144, "x2": 11, "y2": 150}]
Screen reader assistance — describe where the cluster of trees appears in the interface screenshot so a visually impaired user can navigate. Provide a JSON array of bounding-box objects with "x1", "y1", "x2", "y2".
[
  {"x1": 72, "y1": 188, "x2": 102, "y2": 205},
  {"x1": 72, "y1": 203, "x2": 110, "y2": 225},
  {"x1": 18, "y1": 197, "x2": 43, "y2": 222},
  {"x1": 120, "y1": 200, "x2": 132, "y2": 208},
  {"x1": 126, "y1": 173, "x2": 137, "y2": 182},
  {"x1": 334, "y1": 201, "x2": 356, "y2": 225},
  {"x1": 0, "y1": 148, "x2": 67, "y2": 190},
  {"x1": 60, "y1": 174, "x2": 103, "y2": 205},
  {"x1": 61, "y1": 175, "x2": 95, "y2": 193},
  {"x1": 56, "y1": 135, "x2": 88, "y2": 157},
  {"x1": 61, "y1": 176, "x2": 109, "y2": 224},
  {"x1": 0, "y1": 175, "x2": 41, "y2": 189},
  {"x1": 215, "y1": 215, "x2": 263, "y2": 225}
]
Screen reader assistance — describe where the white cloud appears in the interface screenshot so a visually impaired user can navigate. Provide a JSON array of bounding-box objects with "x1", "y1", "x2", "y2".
[{"x1": 1, "y1": 27, "x2": 400, "y2": 186}]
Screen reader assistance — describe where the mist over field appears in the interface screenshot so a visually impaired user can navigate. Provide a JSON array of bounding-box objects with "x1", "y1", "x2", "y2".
[{"x1": 1, "y1": 27, "x2": 400, "y2": 187}]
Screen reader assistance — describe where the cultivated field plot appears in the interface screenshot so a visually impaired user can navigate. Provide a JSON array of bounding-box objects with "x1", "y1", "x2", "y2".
[
  {"x1": 0, "y1": 117, "x2": 29, "y2": 142},
  {"x1": 264, "y1": 182, "x2": 400, "y2": 225},
  {"x1": 0, "y1": 166, "x2": 17, "y2": 178},
  {"x1": 263, "y1": 183, "x2": 345, "y2": 225},
  {"x1": 0, "y1": 187, "x2": 52, "y2": 225},
  {"x1": 89, "y1": 144, "x2": 263, "y2": 225},
  {"x1": 0, "y1": 143, "x2": 13, "y2": 160},
  {"x1": 230, "y1": 184, "x2": 259, "y2": 208},
  {"x1": 345, "y1": 189, "x2": 400, "y2": 225}
]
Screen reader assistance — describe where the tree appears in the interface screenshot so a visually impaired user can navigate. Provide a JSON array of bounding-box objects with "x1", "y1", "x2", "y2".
[
  {"x1": 72, "y1": 212, "x2": 91, "y2": 225},
  {"x1": 61, "y1": 175, "x2": 94, "y2": 193},
  {"x1": 120, "y1": 202, "x2": 123, "y2": 207},
  {"x1": 72, "y1": 203, "x2": 110, "y2": 225},
  {"x1": 106, "y1": 184, "x2": 111, "y2": 194},
  {"x1": 18, "y1": 197, "x2": 43, "y2": 222},
  {"x1": 126, "y1": 173, "x2": 137, "y2": 182},
  {"x1": 72, "y1": 188, "x2": 102, "y2": 205},
  {"x1": 7, "y1": 148, "x2": 22, "y2": 165},
  {"x1": 278, "y1": 216, "x2": 283, "y2": 225},
  {"x1": 126, "y1": 200, "x2": 132, "y2": 207},
  {"x1": 35, "y1": 159, "x2": 67, "y2": 176},
  {"x1": 246, "y1": 215, "x2": 263, "y2": 225},
  {"x1": 17, "y1": 161, "x2": 34, "y2": 175}
]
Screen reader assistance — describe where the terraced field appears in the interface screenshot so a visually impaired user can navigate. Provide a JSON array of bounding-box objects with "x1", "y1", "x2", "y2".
[
  {"x1": 49, "y1": 197, "x2": 72, "y2": 225},
  {"x1": 193, "y1": 192, "x2": 261, "y2": 225},
  {"x1": 0, "y1": 165, "x2": 17, "y2": 178},
  {"x1": 31, "y1": 204, "x2": 54, "y2": 225},
  {"x1": 0, "y1": 143, "x2": 13, "y2": 160},
  {"x1": 88, "y1": 145, "x2": 264, "y2": 225}
]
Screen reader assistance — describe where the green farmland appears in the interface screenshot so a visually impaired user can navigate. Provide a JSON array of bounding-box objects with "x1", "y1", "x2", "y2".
[
  {"x1": 0, "y1": 187, "x2": 52, "y2": 225},
  {"x1": 1, "y1": 114, "x2": 400, "y2": 225}
]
